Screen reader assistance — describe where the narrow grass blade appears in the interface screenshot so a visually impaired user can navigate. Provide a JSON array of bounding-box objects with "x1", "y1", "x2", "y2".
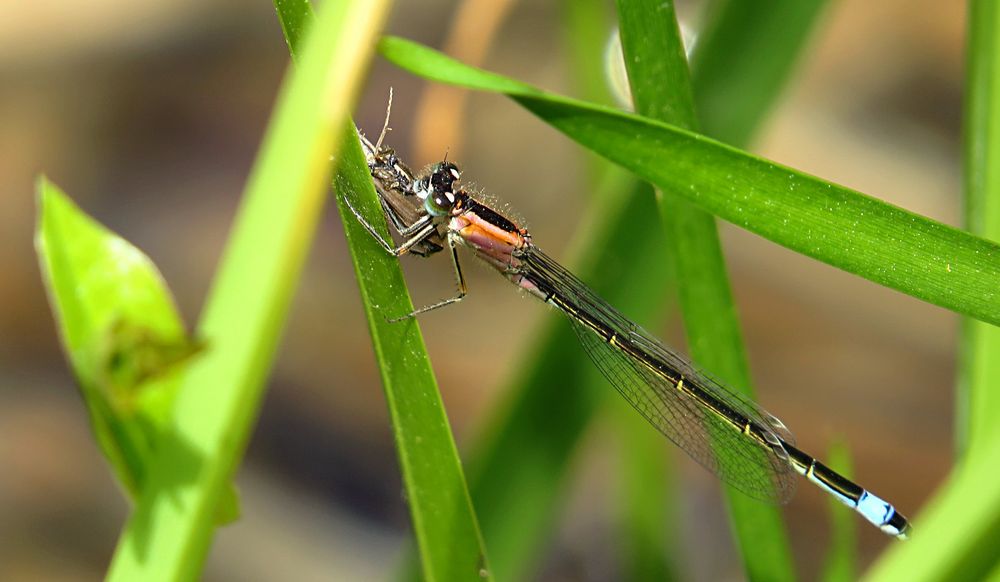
[
  {"x1": 337, "y1": 126, "x2": 492, "y2": 582},
  {"x1": 690, "y1": 0, "x2": 829, "y2": 145},
  {"x1": 35, "y1": 178, "x2": 194, "y2": 497},
  {"x1": 452, "y1": 4, "x2": 676, "y2": 578},
  {"x1": 105, "y1": 2, "x2": 389, "y2": 580},
  {"x1": 378, "y1": 36, "x2": 1000, "y2": 327},
  {"x1": 467, "y1": 180, "x2": 671, "y2": 580},
  {"x1": 864, "y1": 435, "x2": 1000, "y2": 581},
  {"x1": 821, "y1": 440, "x2": 857, "y2": 582},
  {"x1": 957, "y1": 0, "x2": 1000, "y2": 461},
  {"x1": 566, "y1": 2, "x2": 676, "y2": 579},
  {"x1": 273, "y1": 3, "x2": 493, "y2": 579},
  {"x1": 616, "y1": 1, "x2": 795, "y2": 579},
  {"x1": 451, "y1": 1, "x2": 845, "y2": 576}
]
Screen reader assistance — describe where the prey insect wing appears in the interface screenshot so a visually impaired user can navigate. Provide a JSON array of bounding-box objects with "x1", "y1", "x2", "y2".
[{"x1": 357, "y1": 130, "x2": 445, "y2": 257}]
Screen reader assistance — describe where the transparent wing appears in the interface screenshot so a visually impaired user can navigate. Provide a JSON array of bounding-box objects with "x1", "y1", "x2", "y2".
[{"x1": 521, "y1": 246, "x2": 797, "y2": 504}]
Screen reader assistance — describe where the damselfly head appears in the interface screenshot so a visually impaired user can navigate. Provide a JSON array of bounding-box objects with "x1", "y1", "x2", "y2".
[
  {"x1": 413, "y1": 161, "x2": 464, "y2": 216},
  {"x1": 414, "y1": 161, "x2": 464, "y2": 217},
  {"x1": 430, "y1": 161, "x2": 461, "y2": 192}
]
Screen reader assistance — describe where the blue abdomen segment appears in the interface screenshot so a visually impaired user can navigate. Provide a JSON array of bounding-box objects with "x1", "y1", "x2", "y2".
[{"x1": 784, "y1": 442, "x2": 911, "y2": 539}]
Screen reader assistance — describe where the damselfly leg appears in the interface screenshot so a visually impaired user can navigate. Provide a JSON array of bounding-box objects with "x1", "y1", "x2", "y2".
[
  {"x1": 351, "y1": 128, "x2": 912, "y2": 539},
  {"x1": 387, "y1": 232, "x2": 468, "y2": 322}
]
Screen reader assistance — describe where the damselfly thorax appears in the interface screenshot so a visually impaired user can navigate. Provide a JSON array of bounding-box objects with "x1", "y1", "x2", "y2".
[{"x1": 350, "y1": 126, "x2": 910, "y2": 539}]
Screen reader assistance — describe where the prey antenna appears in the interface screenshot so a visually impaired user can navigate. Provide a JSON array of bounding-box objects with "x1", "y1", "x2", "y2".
[{"x1": 374, "y1": 87, "x2": 394, "y2": 152}]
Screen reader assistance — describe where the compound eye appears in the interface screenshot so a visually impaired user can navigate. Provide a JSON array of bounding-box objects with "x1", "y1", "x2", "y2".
[{"x1": 425, "y1": 186, "x2": 457, "y2": 216}]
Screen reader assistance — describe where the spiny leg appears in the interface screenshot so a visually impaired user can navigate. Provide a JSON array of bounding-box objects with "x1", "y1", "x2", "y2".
[
  {"x1": 342, "y1": 193, "x2": 435, "y2": 257},
  {"x1": 389, "y1": 233, "x2": 468, "y2": 321}
]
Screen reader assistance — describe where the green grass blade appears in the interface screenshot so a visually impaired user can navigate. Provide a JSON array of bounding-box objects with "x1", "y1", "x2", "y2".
[
  {"x1": 336, "y1": 125, "x2": 493, "y2": 582},
  {"x1": 434, "y1": 2, "x2": 870, "y2": 575},
  {"x1": 691, "y1": 0, "x2": 829, "y2": 145},
  {"x1": 614, "y1": 397, "x2": 677, "y2": 582},
  {"x1": 449, "y1": 20, "x2": 677, "y2": 566},
  {"x1": 273, "y1": 0, "x2": 313, "y2": 58},
  {"x1": 565, "y1": 2, "x2": 677, "y2": 579},
  {"x1": 272, "y1": 3, "x2": 492, "y2": 580},
  {"x1": 35, "y1": 178, "x2": 195, "y2": 497},
  {"x1": 864, "y1": 435, "x2": 1000, "y2": 581},
  {"x1": 821, "y1": 440, "x2": 857, "y2": 582},
  {"x1": 467, "y1": 181, "x2": 670, "y2": 580},
  {"x1": 957, "y1": 0, "x2": 1000, "y2": 461},
  {"x1": 864, "y1": 3, "x2": 1000, "y2": 579},
  {"x1": 616, "y1": 1, "x2": 794, "y2": 579},
  {"x1": 104, "y1": 2, "x2": 389, "y2": 579},
  {"x1": 451, "y1": 4, "x2": 677, "y2": 578},
  {"x1": 378, "y1": 36, "x2": 1000, "y2": 327}
]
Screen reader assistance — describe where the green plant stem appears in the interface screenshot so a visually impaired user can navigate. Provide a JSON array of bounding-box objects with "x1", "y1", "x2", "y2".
[
  {"x1": 617, "y1": 1, "x2": 794, "y2": 579},
  {"x1": 105, "y1": 2, "x2": 388, "y2": 579},
  {"x1": 271, "y1": 2, "x2": 492, "y2": 580},
  {"x1": 690, "y1": 0, "x2": 829, "y2": 146},
  {"x1": 565, "y1": 2, "x2": 676, "y2": 579},
  {"x1": 449, "y1": 2, "x2": 840, "y2": 576},
  {"x1": 864, "y1": 434, "x2": 1000, "y2": 581},
  {"x1": 865, "y1": 2, "x2": 1000, "y2": 579},
  {"x1": 958, "y1": 0, "x2": 1000, "y2": 462}
]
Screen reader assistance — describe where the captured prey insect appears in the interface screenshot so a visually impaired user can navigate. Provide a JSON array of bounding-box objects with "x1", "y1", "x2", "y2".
[{"x1": 348, "y1": 125, "x2": 911, "y2": 539}]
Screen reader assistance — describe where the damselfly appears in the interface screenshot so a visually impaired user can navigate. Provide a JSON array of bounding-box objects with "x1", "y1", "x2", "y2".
[{"x1": 349, "y1": 122, "x2": 911, "y2": 539}]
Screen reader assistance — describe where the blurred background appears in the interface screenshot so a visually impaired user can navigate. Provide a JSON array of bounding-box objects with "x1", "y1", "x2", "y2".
[{"x1": 0, "y1": 0, "x2": 964, "y2": 580}]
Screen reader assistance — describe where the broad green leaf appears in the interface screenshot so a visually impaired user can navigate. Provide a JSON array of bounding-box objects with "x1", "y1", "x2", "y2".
[
  {"x1": 273, "y1": 2, "x2": 492, "y2": 580},
  {"x1": 378, "y1": 35, "x2": 1000, "y2": 328},
  {"x1": 617, "y1": 1, "x2": 794, "y2": 579},
  {"x1": 105, "y1": 2, "x2": 390, "y2": 580},
  {"x1": 35, "y1": 178, "x2": 193, "y2": 496}
]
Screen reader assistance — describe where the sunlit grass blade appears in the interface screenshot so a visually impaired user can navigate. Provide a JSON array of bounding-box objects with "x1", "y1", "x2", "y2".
[
  {"x1": 378, "y1": 35, "x2": 1000, "y2": 327},
  {"x1": 957, "y1": 0, "x2": 1000, "y2": 461},
  {"x1": 864, "y1": 2, "x2": 1000, "y2": 579},
  {"x1": 272, "y1": 2, "x2": 493, "y2": 580},
  {"x1": 864, "y1": 435, "x2": 1000, "y2": 581},
  {"x1": 690, "y1": 0, "x2": 829, "y2": 145},
  {"x1": 104, "y1": 2, "x2": 389, "y2": 580},
  {"x1": 616, "y1": 1, "x2": 795, "y2": 579}
]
